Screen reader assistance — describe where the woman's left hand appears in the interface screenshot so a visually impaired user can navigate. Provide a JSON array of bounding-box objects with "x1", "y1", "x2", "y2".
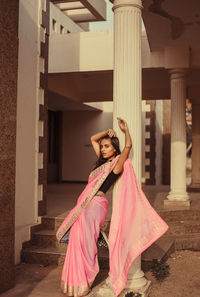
[
  {"x1": 117, "y1": 117, "x2": 128, "y2": 132},
  {"x1": 107, "y1": 129, "x2": 116, "y2": 138}
]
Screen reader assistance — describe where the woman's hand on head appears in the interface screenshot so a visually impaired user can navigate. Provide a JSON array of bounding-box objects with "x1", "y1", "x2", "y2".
[
  {"x1": 117, "y1": 117, "x2": 128, "y2": 132},
  {"x1": 107, "y1": 129, "x2": 116, "y2": 138}
]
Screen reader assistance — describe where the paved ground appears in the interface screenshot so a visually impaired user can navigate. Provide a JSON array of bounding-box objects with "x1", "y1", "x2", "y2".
[
  {"x1": 147, "y1": 250, "x2": 200, "y2": 297},
  {"x1": 1, "y1": 250, "x2": 200, "y2": 297},
  {"x1": 0, "y1": 263, "x2": 108, "y2": 297}
]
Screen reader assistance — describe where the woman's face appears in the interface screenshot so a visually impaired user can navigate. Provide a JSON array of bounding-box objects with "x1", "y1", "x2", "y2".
[{"x1": 100, "y1": 138, "x2": 116, "y2": 160}]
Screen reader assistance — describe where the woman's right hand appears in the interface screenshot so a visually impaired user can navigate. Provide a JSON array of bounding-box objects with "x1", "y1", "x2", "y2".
[
  {"x1": 117, "y1": 117, "x2": 128, "y2": 132},
  {"x1": 107, "y1": 129, "x2": 116, "y2": 138}
]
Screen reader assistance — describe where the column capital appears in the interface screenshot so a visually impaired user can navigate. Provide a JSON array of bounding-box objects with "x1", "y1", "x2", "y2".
[
  {"x1": 112, "y1": 0, "x2": 143, "y2": 11},
  {"x1": 169, "y1": 68, "x2": 187, "y2": 80}
]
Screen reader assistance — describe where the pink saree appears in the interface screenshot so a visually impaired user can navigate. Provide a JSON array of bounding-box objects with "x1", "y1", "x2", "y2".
[{"x1": 56, "y1": 157, "x2": 168, "y2": 297}]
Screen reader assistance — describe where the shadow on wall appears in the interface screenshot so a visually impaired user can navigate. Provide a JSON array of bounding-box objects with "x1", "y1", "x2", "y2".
[{"x1": 61, "y1": 110, "x2": 113, "y2": 182}]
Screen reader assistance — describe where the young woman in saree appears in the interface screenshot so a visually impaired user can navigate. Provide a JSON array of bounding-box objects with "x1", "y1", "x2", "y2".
[{"x1": 56, "y1": 118, "x2": 168, "y2": 297}]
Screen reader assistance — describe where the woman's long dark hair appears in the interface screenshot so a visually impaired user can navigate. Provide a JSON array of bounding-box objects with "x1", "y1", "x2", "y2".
[{"x1": 94, "y1": 135, "x2": 121, "y2": 169}]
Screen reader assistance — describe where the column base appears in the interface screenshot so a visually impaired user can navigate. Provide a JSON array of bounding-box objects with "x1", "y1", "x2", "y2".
[
  {"x1": 125, "y1": 279, "x2": 151, "y2": 297},
  {"x1": 164, "y1": 199, "x2": 190, "y2": 210},
  {"x1": 167, "y1": 191, "x2": 189, "y2": 200},
  {"x1": 125, "y1": 267, "x2": 151, "y2": 296},
  {"x1": 92, "y1": 278, "x2": 151, "y2": 297},
  {"x1": 165, "y1": 191, "x2": 190, "y2": 209}
]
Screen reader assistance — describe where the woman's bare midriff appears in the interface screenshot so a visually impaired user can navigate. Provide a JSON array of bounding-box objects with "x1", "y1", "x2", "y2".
[{"x1": 96, "y1": 190, "x2": 105, "y2": 196}]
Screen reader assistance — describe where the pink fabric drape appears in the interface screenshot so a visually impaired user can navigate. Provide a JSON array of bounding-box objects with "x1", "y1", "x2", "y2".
[
  {"x1": 60, "y1": 195, "x2": 108, "y2": 297},
  {"x1": 109, "y1": 159, "x2": 168, "y2": 296},
  {"x1": 56, "y1": 158, "x2": 119, "y2": 296},
  {"x1": 56, "y1": 157, "x2": 119, "y2": 243},
  {"x1": 56, "y1": 157, "x2": 168, "y2": 297}
]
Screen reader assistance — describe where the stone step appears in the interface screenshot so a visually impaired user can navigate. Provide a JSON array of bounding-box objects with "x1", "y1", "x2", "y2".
[
  {"x1": 141, "y1": 237, "x2": 175, "y2": 271},
  {"x1": 166, "y1": 220, "x2": 200, "y2": 236},
  {"x1": 41, "y1": 209, "x2": 200, "y2": 233},
  {"x1": 22, "y1": 212, "x2": 200, "y2": 273},
  {"x1": 41, "y1": 216, "x2": 111, "y2": 233},
  {"x1": 22, "y1": 235, "x2": 174, "y2": 272},
  {"x1": 166, "y1": 233, "x2": 200, "y2": 250},
  {"x1": 21, "y1": 245, "x2": 109, "y2": 269},
  {"x1": 22, "y1": 235, "x2": 200, "y2": 267},
  {"x1": 39, "y1": 218, "x2": 200, "y2": 238},
  {"x1": 22, "y1": 245, "x2": 67, "y2": 266},
  {"x1": 31, "y1": 229, "x2": 65, "y2": 248},
  {"x1": 158, "y1": 209, "x2": 200, "y2": 222},
  {"x1": 33, "y1": 218, "x2": 200, "y2": 252},
  {"x1": 32, "y1": 228, "x2": 111, "y2": 248},
  {"x1": 41, "y1": 216, "x2": 65, "y2": 231}
]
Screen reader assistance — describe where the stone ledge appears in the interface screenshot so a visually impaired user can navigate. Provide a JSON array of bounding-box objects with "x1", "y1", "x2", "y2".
[{"x1": 187, "y1": 185, "x2": 200, "y2": 192}]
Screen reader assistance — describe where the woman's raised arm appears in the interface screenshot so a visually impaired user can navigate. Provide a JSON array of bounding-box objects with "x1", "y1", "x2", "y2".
[
  {"x1": 90, "y1": 129, "x2": 116, "y2": 157},
  {"x1": 113, "y1": 118, "x2": 132, "y2": 174}
]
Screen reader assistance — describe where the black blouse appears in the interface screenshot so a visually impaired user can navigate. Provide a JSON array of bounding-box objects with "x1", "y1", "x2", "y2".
[{"x1": 98, "y1": 170, "x2": 121, "y2": 193}]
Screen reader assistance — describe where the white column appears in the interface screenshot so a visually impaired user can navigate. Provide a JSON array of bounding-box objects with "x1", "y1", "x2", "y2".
[
  {"x1": 190, "y1": 102, "x2": 200, "y2": 189},
  {"x1": 165, "y1": 69, "x2": 190, "y2": 208},
  {"x1": 112, "y1": 0, "x2": 151, "y2": 295}
]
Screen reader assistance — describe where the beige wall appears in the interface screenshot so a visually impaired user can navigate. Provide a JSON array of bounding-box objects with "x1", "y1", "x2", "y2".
[
  {"x1": 49, "y1": 30, "x2": 114, "y2": 73},
  {"x1": 15, "y1": 0, "x2": 42, "y2": 263},
  {"x1": 61, "y1": 110, "x2": 112, "y2": 181}
]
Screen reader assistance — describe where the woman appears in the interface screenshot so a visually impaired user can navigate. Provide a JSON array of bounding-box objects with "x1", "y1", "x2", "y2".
[{"x1": 56, "y1": 118, "x2": 168, "y2": 297}]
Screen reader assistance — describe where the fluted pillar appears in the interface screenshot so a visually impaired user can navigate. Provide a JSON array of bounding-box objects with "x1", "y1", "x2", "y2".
[
  {"x1": 165, "y1": 69, "x2": 190, "y2": 209},
  {"x1": 112, "y1": 0, "x2": 151, "y2": 295},
  {"x1": 190, "y1": 102, "x2": 200, "y2": 190}
]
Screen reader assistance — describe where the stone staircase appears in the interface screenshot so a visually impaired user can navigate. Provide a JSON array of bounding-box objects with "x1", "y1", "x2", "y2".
[
  {"x1": 21, "y1": 209, "x2": 200, "y2": 271},
  {"x1": 22, "y1": 216, "x2": 109, "y2": 269}
]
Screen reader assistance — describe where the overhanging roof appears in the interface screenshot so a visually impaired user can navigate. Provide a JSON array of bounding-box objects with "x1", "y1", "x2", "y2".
[
  {"x1": 50, "y1": 0, "x2": 106, "y2": 22},
  {"x1": 142, "y1": 0, "x2": 200, "y2": 51}
]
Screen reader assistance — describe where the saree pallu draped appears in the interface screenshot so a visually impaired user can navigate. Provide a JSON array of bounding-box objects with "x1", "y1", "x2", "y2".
[
  {"x1": 109, "y1": 159, "x2": 168, "y2": 296},
  {"x1": 56, "y1": 157, "x2": 168, "y2": 297}
]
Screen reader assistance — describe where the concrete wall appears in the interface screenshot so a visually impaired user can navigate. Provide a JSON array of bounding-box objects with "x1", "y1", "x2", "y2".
[
  {"x1": 61, "y1": 110, "x2": 113, "y2": 181},
  {"x1": 0, "y1": 0, "x2": 19, "y2": 292},
  {"x1": 15, "y1": 0, "x2": 42, "y2": 264},
  {"x1": 50, "y1": 2, "x2": 84, "y2": 35}
]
